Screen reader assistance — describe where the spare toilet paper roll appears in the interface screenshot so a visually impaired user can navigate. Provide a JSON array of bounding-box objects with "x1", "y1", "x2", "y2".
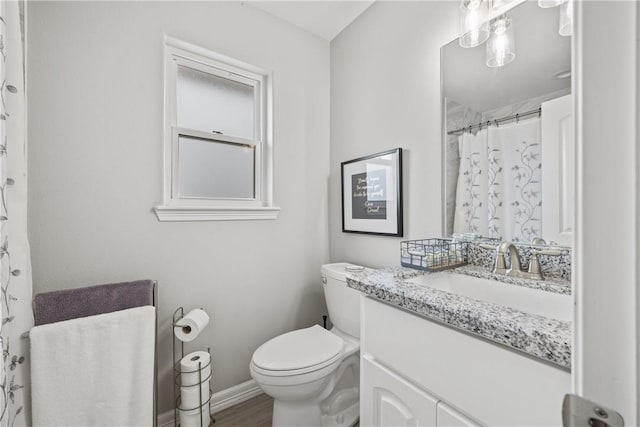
[
  {"x1": 180, "y1": 351, "x2": 212, "y2": 388},
  {"x1": 181, "y1": 380, "x2": 210, "y2": 411},
  {"x1": 180, "y1": 351, "x2": 212, "y2": 423},
  {"x1": 179, "y1": 403, "x2": 210, "y2": 427},
  {"x1": 175, "y1": 308, "x2": 210, "y2": 342}
]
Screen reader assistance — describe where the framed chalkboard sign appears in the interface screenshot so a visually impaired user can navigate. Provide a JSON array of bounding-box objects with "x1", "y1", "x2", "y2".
[{"x1": 341, "y1": 148, "x2": 403, "y2": 236}]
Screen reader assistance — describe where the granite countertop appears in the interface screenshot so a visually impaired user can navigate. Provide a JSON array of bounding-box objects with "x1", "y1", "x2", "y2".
[
  {"x1": 453, "y1": 264, "x2": 572, "y2": 295},
  {"x1": 347, "y1": 267, "x2": 572, "y2": 369}
]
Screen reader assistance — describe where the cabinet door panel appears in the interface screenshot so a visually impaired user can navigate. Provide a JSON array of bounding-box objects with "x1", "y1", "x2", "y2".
[
  {"x1": 437, "y1": 402, "x2": 482, "y2": 427},
  {"x1": 362, "y1": 355, "x2": 438, "y2": 427},
  {"x1": 361, "y1": 297, "x2": 570, "y2": 426}
]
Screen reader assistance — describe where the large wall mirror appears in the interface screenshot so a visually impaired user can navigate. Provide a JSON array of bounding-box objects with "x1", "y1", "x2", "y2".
[{"x1": 442, "y1": 0, "x2": 573, "y2": 246}]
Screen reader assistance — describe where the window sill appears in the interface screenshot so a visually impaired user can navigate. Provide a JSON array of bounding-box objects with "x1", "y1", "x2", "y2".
[{"x1": 154, "y1": 205, "x2": 281, "y2": 221}]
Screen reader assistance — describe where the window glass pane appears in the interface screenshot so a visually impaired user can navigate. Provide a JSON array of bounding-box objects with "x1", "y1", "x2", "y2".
[
  {"x1": 177, "y1": 135, "x2": 255, "y2": 199},
  {"x1": 177, "y1": 65, "x2": 255, "y2": 140}
]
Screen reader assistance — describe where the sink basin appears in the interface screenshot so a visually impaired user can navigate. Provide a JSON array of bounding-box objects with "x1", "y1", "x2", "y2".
[{"x1": 406, "y1": 272, "x2": 572, "y2": 322}]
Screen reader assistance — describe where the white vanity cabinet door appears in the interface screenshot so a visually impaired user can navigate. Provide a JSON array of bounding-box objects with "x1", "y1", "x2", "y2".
[
  {"x1": 436, "y1": 402, "x2": 482, "y2": 427},
  {"x1": 361, "y1": 297, "x2": 570, "y2": 426},
  {"x1": 361, "y1": 355, "x2": 439, "y2": 427}
]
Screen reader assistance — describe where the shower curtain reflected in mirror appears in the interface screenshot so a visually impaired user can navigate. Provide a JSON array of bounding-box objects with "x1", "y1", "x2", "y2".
[{"x1": 453, "y1": 118, "x2": 542, "y2": 243}]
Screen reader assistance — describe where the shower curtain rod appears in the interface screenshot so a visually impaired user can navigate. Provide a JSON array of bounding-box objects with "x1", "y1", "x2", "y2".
[{"x1": 447, "y1": 107, "x2": 542, "y2": 136}]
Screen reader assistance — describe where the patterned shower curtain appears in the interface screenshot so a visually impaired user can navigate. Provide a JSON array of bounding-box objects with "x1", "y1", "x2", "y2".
[
  {"x1": 453, "y1": 118, "x2": 542, "y2": 243},
  {"x1": 0, "y1": 1, "x2": 33, "y2": 426}
]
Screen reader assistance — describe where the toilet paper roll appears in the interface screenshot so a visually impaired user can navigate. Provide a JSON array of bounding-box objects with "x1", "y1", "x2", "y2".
[
  {"x1": 181, "y1": 381, "x2": 210, "y2": 410},
  {"x1": 179, "y1": 402, "x2": 210, "y2": 427},
  {"x1": 175, "y1": 308, "x2": 210, "y2": 342},
  {"x1": 180, "y1": 351, "x2": 212, "y2": 388},
  {"x1": 180, "y1": 351, "x2": 211, "y2": 411}
]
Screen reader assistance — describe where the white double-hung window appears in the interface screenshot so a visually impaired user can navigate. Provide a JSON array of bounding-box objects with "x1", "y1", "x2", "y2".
[{"x1": 155, "y1": 38, "x2": 279, "y2": 221}]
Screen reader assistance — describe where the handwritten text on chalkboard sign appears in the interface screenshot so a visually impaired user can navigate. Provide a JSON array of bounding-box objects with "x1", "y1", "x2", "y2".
[{"x1": 351, "y1": 170, "x2": 387, "y2": 220}]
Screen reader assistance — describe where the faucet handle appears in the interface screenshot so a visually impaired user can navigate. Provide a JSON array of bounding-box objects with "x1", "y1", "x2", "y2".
[
  {"x1": 477, "y1": 243, "x2": 508, "y2": 273},
  {"x1": 478, "y1": 243, "x2": 497, "y2": 251},
  {"x1": 531, "y1": 249, "x2": 563, "y2": 257},
  {"x1": 527, "y1": 249, "x2": 563, "y2": 280}
]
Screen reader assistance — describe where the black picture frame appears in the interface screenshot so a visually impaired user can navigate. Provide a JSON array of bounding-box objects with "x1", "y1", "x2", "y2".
[{"x1": 341, "y1": 148, "x2": 403, "y2": 237}]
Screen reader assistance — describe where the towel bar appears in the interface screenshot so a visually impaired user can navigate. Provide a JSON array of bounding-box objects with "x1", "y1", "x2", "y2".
[{"x1": 27, "y1": 280, "x2": 158, "y2": 427}]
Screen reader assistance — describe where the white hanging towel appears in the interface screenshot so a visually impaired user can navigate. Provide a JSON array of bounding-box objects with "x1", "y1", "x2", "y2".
[{"x1": 30, "y1": 306, "x2": 155, "y2": 427}]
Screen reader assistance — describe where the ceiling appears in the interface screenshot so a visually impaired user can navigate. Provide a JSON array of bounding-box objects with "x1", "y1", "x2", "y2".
[
  {"x1": 443, "y1": 0, "x2": 571, "y2": 113},
  {"x1": 247, "y1": 1, "x2": 374, "y2": 41}
]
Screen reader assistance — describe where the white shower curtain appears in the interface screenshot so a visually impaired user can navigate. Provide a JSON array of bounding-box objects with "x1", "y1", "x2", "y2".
[
  {"x1": 0, "y1": 1, "x2": 33, "y2": 426},
  {"x1": 453, "y1": 118, "x2": 542, "y2": 243}
]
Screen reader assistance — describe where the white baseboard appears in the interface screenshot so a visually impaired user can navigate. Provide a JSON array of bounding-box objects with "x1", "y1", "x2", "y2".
[
  {"x1": 210, "y1": 379, "x2": 263, "y2": 414},
  {"x1": 157, "y1": 379, "x2": 263, "y2": 427}
]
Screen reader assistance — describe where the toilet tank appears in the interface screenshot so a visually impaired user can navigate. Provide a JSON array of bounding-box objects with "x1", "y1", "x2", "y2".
[{"x1": 321, "y1": 263, "x2": 364, "y2": 339}]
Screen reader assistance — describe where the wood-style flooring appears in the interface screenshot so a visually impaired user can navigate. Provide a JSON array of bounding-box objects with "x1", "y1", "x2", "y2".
[
  {"x1": 212, "y1": 393, "x2": 274, "y2": 427},
  {"x1": 210, "y1": 393, "x2": 359, "y2": 427}
]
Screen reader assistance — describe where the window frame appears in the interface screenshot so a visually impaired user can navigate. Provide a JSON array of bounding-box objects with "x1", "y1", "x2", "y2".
[{"x1": 155, "y1": 37, "x2": 279, "y2": 221}]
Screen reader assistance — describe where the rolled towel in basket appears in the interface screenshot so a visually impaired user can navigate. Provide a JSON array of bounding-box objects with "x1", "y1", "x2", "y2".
[{"x1": 423, "y1": 249, "x2": 464, "y2": 267}]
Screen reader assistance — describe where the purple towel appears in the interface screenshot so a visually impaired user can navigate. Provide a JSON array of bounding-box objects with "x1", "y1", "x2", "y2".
[{"x1": 33, "y1": 280, "x2": 155, "y2": 326}]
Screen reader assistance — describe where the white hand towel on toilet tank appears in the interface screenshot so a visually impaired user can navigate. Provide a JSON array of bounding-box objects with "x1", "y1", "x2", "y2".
[{"x1": 30, "y1": 305, "x2": 155, "y2": 427}]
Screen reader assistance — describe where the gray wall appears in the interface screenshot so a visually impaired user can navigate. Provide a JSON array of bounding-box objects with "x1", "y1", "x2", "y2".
[
  {"x1": 329, "y1": 1, "x2": 458, "y2": 267},
  {"x1": 27, "y1": 1, "x2": 330, "y2": 413}
]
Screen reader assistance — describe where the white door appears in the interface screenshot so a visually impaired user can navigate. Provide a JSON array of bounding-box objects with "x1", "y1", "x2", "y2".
[
  {"x1": 361, "y1": 355, "x2": 438, "y2": 427},
  {"x1": 573, "y1": 1, "x2": 638, "y2": 426},
  {"x1": 541, "y1": 94, "x2": 574, "y2": 247}
]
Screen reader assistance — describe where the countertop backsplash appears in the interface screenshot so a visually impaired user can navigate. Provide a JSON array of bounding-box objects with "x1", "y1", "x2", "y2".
[{"x1": 467, "y1": 242, "x2": 572, "y2": 282}]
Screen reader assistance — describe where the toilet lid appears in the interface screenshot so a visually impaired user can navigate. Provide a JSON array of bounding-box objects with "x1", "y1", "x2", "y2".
[{"x1": 252, "y1": 325, "x2": 344, "y2": 372}]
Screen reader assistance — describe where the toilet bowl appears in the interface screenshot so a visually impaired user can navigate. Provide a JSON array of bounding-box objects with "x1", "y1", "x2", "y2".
[{"x1": 250, "y1": 263, "x2": 364, "y2": 427}]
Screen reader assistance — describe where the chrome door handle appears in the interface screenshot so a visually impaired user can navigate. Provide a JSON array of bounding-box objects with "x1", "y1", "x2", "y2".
[{"x1": 562, "y1": 394, "x2": 624, "y2": 427}]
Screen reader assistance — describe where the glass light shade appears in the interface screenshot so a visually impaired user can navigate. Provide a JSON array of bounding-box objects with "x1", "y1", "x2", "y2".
[
  {"x1": 486, "y1": 17, "x2": 515, "y2": 67},
  {"x1": 459, "y1": 0, "x2": 490, "y2": 48},
  {"x1": 538, "y1": 0, "x2": 563, "y2": 8},
  {"x1": 559, "y1": 0, "x2": 573, "y2": 36},
  {"x1": 491, "y1": 0, "x2": 515, "y2": 10}
]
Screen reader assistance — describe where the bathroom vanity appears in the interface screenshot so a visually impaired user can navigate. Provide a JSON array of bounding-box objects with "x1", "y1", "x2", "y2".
[
  {"x1": 348, "y1": 268, "x2": 572, "y2": 426},
  {"x1": 351, "y1": 0, "x2": 575, "y2": 423}
]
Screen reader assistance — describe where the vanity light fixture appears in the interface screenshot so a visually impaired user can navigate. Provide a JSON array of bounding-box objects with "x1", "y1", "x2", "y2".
[
  {"x1": 538, "y1": 0, "x2": 563, "y2": 8},
  {"x1": 486, "y1": 15, "x2": 515, "y2": 67},
  {"x1": 459, "y1": 0, "x2": 490, "y2": 48},
  {"x1": 558, "y1": 0, "x2": 573, "y2": 36},
  {"x1": 491, "y1": 0, "x2": 515, "y2": 10}
]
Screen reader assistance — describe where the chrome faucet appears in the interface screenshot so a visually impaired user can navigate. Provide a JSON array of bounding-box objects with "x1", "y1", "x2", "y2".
[
  {"x1": 497, "y1": 241, "x2": 526, "y2": 278},
  {"x1": 479, "y1": 241, "x2": 562, "y2": 281}
]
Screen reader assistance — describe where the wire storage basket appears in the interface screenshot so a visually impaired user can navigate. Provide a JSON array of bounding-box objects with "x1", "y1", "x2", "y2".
[{"x1": 401, "y1": 238, "x2": 469, "y2": 271}]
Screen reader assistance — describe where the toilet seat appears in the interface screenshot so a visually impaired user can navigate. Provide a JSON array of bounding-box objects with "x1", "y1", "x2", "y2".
[
  {"x1": 251, "y1": 325, "x2": 344, "y2": 377},
  {"x1": 250, "y1": 264, "x2": 363, "y2": 427}
]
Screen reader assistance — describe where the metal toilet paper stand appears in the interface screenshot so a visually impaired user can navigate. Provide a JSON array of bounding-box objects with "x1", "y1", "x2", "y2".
[{"x1": 173, "y1": 306, "x2": 214, "y2": 427}]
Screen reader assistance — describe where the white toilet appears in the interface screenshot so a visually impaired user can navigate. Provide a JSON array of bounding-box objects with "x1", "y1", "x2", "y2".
[{"x1": 250, "y1": 263, "x2": 363, "y2": 427}]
